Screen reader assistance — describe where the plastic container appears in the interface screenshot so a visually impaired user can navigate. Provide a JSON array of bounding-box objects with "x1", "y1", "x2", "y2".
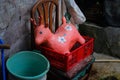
[
  {"x1": 72, "y1": 56, "x2": 95, "y2": 80},
  {"x1": 47, "y1": 55, "x2": 95, "y2": 80},
  {"x1": 47, "y1": 56, "x2": 95, "y2": 80},
  {"x1": 6, "y1": 51, "x2": 50, "y2": 80},
  {"x1": 37, "y1": 36, "x2": 94, "y2": 72}
]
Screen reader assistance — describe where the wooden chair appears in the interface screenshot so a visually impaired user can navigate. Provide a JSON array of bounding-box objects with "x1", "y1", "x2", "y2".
[
  {"x1": 31, "y1": 0, "x2": 59, "y2": 49},
  {"x1": 31, "y1": 0, "x2": 59, "y2": 32}
]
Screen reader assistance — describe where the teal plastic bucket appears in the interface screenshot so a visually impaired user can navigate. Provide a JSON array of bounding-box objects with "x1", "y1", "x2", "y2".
[{"x1": 6, "y1": 51, "x2": 50, "y2": 80}]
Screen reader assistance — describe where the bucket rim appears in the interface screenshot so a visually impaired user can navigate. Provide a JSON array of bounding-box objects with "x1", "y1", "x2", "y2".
[{"x1": 6, "y1": 51, "x2": 50, "y2": 79}]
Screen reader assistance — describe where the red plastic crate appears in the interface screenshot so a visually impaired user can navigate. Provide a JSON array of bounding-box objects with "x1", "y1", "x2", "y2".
[
  {"x1": 47, "y1": 56, "x2": 95, "y2": 80},
  {"x1": 37, "y1": 36, "x2": 94, "y2": 72}
]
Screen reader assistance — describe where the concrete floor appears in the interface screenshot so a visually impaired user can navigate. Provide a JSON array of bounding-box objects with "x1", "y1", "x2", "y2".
[{"x1": 89, "y1": 52, "x2": 120, "y2": 80}]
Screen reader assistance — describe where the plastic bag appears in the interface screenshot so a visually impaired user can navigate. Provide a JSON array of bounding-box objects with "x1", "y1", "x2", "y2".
[{"x1": 64, "y1": 0, "x2": 86, "y2": 24}]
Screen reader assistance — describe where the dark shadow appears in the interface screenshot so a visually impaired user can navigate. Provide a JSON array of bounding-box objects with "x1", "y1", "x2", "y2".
[{"x1": 101, "y1": 76, "x2": 118, "y2": 80}]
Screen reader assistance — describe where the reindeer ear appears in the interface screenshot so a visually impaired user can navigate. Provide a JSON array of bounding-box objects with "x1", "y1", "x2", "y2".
[
  {"x1": 30, "y1": 18, "x2": 37, "y2": 28},
  {"x1": 62, "y1": 16, "x2": 66, "y2": 24}
]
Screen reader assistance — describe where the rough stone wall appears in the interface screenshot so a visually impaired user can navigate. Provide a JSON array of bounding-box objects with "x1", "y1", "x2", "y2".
[
  {"x1": 79, "y1": 23, "x2": 120, "y2": 58},
  {"x1": 0, "y1": 0, "x2": 37, "y2": 78},
  {"x1": 0, "y1": 0, "x2": 38, "y2": 55},
  {"x1": 104, "y1": 27, "x2": 120, "y2": 57}
]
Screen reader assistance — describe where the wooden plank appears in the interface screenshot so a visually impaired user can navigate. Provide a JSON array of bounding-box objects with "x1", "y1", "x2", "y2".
[{"x1": 95, "y1": 59, "x2": 120, "y2": 62}]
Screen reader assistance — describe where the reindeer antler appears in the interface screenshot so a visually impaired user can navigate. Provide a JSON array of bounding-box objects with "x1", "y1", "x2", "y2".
[
  {"x1": 38, "y1": 16, "x2": 49, "y2": 28},
  {"x1": 30, "y1": 18, "x2": 37, "y2": 28},
  {"x1": 31, "y1": 16, "x2": 48, "y2": 28}
]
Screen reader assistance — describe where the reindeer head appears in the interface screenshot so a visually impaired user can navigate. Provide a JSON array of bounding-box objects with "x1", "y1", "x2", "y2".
[{"x1": 31, "y1": 16, "x2": 52, "y2": 46}]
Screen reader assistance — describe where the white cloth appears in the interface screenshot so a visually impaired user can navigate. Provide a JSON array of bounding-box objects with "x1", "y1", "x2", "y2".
[
  {"x1": 61, "y1": 0, "x2": 86, "y2": 24},
  {"x1": 52, "y1": 0, "x2": 86, "y2": 31}
]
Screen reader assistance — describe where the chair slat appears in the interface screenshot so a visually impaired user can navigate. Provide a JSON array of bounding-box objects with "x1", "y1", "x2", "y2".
[
  {"x1": 43, "y1": 2, "x2": 49, "y2": 26},
  {"x1": 38, "y1": 5, "x2": 44, "y2": 24},
  {"x1": 49, "y1": 3, "x2": 54, "y2": 31}
]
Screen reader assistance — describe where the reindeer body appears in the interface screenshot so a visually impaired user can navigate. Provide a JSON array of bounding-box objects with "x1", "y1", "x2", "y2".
[{"x1": 32, "y1": 17, "x2": 85, "y2": 54}]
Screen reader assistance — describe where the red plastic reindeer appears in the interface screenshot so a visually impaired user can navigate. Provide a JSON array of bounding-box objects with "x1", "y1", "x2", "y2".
[{"x1": 31, "y1": 16, "x2": 85, "y2": 55}]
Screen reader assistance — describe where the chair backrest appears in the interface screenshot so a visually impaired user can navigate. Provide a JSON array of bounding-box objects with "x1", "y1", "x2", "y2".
[
  {"x1": 31, "y1": 0, "x2": 59, "y2": 49},
  {"x1": 31, "y1": 0, "x2": 59, "y2": 32}
]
